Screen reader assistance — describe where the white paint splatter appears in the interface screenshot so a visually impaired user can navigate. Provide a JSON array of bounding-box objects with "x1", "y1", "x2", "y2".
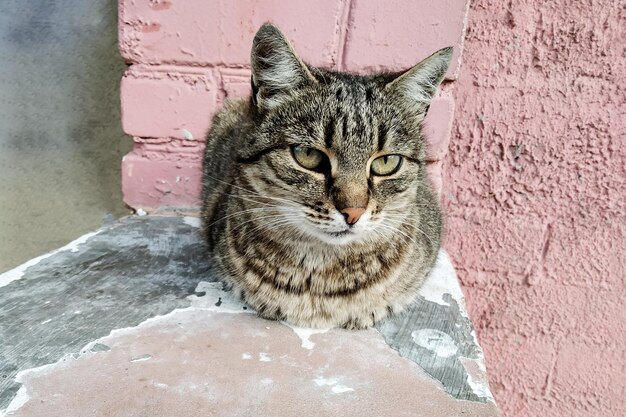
[
  {"x1": 73, "y1": 310, "x2": 81, "y2": 315},
  {"x1": 153, "y1": 382, "x2": 169, "y2": 389},
  {"x1": 260, "y1": 378, "x2": 273, "y2": 385},
  {"x1": 136, "y1": 208, "x2": 147, "y2": 216},
  {"x1": 314, "y1": 376, "x2": 354, "y2": 394},
  {"x1": 411, "y1": 329, "x2": 458, "y2": 358},
  {"x1": 466, "y1": 370, "x2": 493, "y2": 400},
  {"x1": 0, "y1": 230, "x2": 101, "y2": 289},
  {"x1": 331, "y1": 385, "x2": 354, "y2": 394},
  {"x1": 183, "y1": 216, "x2": 201, "y2": 228},
  {"x1": 314, "y1": 376, "x2": 338, "y2": 386},
  {"x1": 282, "y1": 323, "x2": 330, "y2": 349},
  {"x1": 181, "y1": 129, "x2": 194, "y2": 140},
  {"x1": 241, "y1": 353, "x2": 252, "y2": 360},
  {"x1": 189, "y1": 281, "x2": 250, "y2": 314},
  {"x1": 259, "y1": 352, "x2": 271, "y2": 362},
  {"x1": 418, "y1": 250, "x2": 465, "y2": 308}
]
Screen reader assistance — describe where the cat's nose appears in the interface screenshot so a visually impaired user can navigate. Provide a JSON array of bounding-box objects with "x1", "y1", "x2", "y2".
[{"x1": 340, "y1": 207, "x2": 365, "y2": 225}]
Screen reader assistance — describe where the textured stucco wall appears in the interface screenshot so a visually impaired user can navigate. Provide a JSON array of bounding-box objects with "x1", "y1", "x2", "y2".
[
  {"x1": 443, "y1": 1, "x2": 625, "y2": 416},
  {"x1": 0, "y1": 0, "x2": 131, "y2": 272}
]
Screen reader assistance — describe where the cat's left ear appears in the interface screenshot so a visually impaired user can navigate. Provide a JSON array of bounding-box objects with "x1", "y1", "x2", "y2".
[
  {"x1": 385, "y1": 47, "x2": 452, "y2": 117},
  {"x1": 250, "y1": 23, "x2": 317, "y2": 111}
]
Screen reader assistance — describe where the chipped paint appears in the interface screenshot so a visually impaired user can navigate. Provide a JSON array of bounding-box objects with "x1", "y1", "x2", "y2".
[
  {"x1": 3, "y1": 309, "x2": 499, "y2": 416},
  {"x1": 0, "y1": 355, "x2": 77, "y2": 417},
  {"x1": 130, "y1": 354, "x2": 152, "y2": 363},
  {"x1": 182, "y1": 216, "x2": 201, "y2": 228},
  {"x1": 460, "y1": 357, "x2": 495, "y2": 403},
  {"x1": 418, "y1": 251, "x2": 465, "y2": 308},
  {"x1": 0, "y1": 230, "x2": 101, "y2": 289},
  {"x1": 1, "y1": 216, "x2": 498, "y2": 415},
  {"x1": 0, "y1": 386, "x2": 28, "y2": 417}
]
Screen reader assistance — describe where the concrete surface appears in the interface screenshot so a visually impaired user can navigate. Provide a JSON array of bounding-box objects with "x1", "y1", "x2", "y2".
[
  {"x1": 443, "y1": 1, "x2": 626, "y2": 417},
  {"x1": 0, "y1": 0, "x2": 131, "y2": 272},
  {"x1": 0, "y1": 216, "x2": 499, "y2": 416},
  {"x1": 116, "y1": 0, "x2": 468, "y2": 211}
]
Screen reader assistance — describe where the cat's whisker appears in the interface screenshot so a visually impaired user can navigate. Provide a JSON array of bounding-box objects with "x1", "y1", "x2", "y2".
[
  {"x1": 376, "y1": 223, "x2": 420, "y2": 247},
  {"x1": 237, "y1": 218, "x2": 302, "y2": 242},
  {"x1": 230, "y1": 213, "x2": 302, "y2": 234},
  {"x1": 384, "y1": 218, "x2": 436, "y2": 248},
  {"x1": 224, "y1": 192, "x2": 299, "y2": 207},
  {"x1": 205, "y1": 207, "x2": 287, "y2": 227},
  {"x1": 205, "y1": 172, "x2": 302, "y2": 206}
]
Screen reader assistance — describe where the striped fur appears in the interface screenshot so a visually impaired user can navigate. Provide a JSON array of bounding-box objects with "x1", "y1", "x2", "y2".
[{"x1": 201, "y1": 24, "x2": 452, "y2": 329}]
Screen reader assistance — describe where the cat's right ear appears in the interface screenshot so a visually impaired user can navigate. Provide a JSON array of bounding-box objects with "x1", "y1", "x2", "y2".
[
  {"x1": 385, "y1": 47, "x2": 452, "y2": 118},
  {"x1": 250, "y1": 23, "x2": 316, "y2": 111}
]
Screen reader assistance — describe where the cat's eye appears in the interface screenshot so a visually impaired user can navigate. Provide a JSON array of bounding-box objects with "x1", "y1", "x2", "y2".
[
  {"x1": 291, "y1": 145, "x2": 325, "y2": 171},
  {"x1": 371, "y1": 155, "x2": 402, "y2": 176}
]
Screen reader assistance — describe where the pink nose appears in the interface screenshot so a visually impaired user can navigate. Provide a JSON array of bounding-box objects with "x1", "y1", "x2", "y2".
[{"x1": 340, "y1": 207, "x2": 365, "y2": 225}]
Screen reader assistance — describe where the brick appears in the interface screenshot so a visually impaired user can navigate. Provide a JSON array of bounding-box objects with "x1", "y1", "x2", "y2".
[
  {"x1": 423, "y1": 93, "x2": 454, "y2": 161},
  {"x1": 121, "y1": 66, "x2": 217, "y2": 140},
  {"x1": 343, "y1": 0, "x2": 470, "y2": 79},
  {"x1": 220, "y1": 68, "x2": 253, "y2": 101},
  {"x1": 119, "y1": 0, "x2": 343, "y2": 67},
  {"x1": 121, "y1": 142, "x2": 204, "y2": 211}
]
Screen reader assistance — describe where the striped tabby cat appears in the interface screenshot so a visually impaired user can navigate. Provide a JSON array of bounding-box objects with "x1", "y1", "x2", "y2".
[{"x1": 201, "y1": 23, "x2": 451, "y2": 329}]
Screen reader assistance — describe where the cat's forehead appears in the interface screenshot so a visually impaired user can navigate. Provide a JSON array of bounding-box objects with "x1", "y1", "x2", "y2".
[{"x1": 279, "y1": 80, "x2": 418, "y2": 158}]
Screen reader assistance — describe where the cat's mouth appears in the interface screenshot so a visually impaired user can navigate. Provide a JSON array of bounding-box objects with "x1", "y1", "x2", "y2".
[{"x1": 326, "y1": 230, "x2": 351, "y2": 238}]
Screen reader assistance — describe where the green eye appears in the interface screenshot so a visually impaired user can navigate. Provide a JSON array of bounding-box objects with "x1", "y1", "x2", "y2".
[
  {"x1": 371, "y1": 155, "x2": 402, "y2": 176},
  {"x1": 292, "y1": 145, "x2": 325, "y2": 171}
]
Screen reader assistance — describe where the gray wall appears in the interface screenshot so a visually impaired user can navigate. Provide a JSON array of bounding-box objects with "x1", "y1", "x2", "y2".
[{"x1": 0, "y1": 0, "x2": 131, "y2": 272}]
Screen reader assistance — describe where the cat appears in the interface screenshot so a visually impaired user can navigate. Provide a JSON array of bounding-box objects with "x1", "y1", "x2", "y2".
[{"x1": 201, "y1": 23, "x2": 451, "y2": 329}]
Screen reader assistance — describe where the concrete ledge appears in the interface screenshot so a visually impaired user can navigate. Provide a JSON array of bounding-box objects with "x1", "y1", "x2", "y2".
[{"x1": 0, "y1": 216, "x2": 499, "y2": 416}]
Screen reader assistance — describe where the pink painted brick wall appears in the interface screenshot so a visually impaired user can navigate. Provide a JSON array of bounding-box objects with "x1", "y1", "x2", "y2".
[{"x1": 118, "y1": 0, "x2": 469, "y2": 211}]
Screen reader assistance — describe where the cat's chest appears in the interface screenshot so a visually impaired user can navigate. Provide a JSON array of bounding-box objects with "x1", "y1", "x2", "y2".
[{"x1": 231, "y1": 233, "x2": 406, "y2": 293}]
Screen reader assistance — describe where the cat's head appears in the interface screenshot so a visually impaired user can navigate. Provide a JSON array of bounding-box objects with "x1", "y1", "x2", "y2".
[{"x1": 238, "y1": 23, "x2": 451, "y2": 245}]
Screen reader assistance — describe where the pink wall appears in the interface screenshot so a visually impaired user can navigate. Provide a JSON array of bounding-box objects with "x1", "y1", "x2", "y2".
[
  {"x1": 443, "y1": 1, "x2": 625, "y2": 416},
  {"x1": 118, "y1": 0, "x2": 469, "y2": 210},
  {"x1": 118, "y1": 1, "x2": 625, "y2": 416}
]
